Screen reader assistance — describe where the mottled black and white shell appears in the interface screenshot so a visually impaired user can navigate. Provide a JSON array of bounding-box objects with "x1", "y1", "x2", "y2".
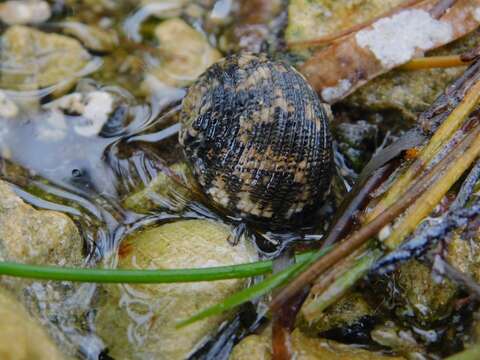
[{"x1": 179, "y1": 53, "x2": 332, "y2": 227}]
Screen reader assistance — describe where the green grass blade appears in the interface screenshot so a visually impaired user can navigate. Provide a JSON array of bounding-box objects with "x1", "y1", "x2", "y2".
[
  {"x1": 0, "y1": 252, "x2": 314, "y2": 284},
  {"x1": 176, "y1": 246, "x2": 332, "y2": 328}
]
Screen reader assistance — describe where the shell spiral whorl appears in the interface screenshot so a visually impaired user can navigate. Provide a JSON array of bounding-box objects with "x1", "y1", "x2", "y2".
[{"x1": 179, "y1": 53, "x2": 333, "y2": 227}]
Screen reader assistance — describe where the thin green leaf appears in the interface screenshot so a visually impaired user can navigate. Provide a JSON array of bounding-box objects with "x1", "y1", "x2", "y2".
[
  {"x1": 176, "y1": 246, "x2": 332, "y2": 328},
  {"x1": 0, "y1": 252, "x2": 314, "y2": 284},
  {"x1": 302, "y1": 249, "x2": 382, "y2": 320}
]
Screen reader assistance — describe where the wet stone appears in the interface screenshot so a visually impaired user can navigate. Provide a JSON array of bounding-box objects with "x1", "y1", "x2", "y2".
[
  {"x1": 0, "y1": 180, "x2": 83, "y2": 267},
  {"x1": 0, "y1": 0, "x2": 51, "y2": 25},
  {"x1": 299, "y1": 291, "x2": 375, "y2": 341},
  {"x1": 142, "y1": 18, "x2": 221, "y2": 92},
  {"x1": 0, "y1": 286, "x2": 65, "y2": 360},
  {"x1": 95, "y1": 219, "x2": 257, "y2": 360},
  {"x1": 388, "y1": 260, "x2": 457, "y2": 327},
  {"x1": 59, "y1": 22, "x2": 119, "y2": 53},
  {"x1": 371, "y1": 321, "x2": 425, "y2": 358},
  {"x1": 335, "y1": 120, "x2": 379, "y2": 172},
  {"x1": 286, "y1": 0, "x2": 404, "y2": 48},
  {"x1": 123, "y1": 162, "x2": 192, "y2": 213},
  {"x1": 0, "y1": 25, "x2": 94, "y2": 91}
]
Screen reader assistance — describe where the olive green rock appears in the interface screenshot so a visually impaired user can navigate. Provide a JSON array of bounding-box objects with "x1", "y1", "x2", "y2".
[
  {"x1": 0, "y1": 25, "x2": 93, "y2": 91},
  {"x1": 393, "y1": 260, "x2": 457, "y2": 326},
  {"x1": 96, "y1": 219, "x2": 257, "y2": 360},
  {"x1": 123, "y1": 162, "x2": 192, "y2": 213},
  {"x1": 299, "y1": 291, "x2": 374, "y2": 335},
  {"x1": 142, "y1": 18, "x2": 221, "y2": 92},
  {"x1": 0, "y1": 180, "x2": 83, "y2": 267},
  {"x1": 286, "y1": 0, "x2": 404, "y2": 44}
]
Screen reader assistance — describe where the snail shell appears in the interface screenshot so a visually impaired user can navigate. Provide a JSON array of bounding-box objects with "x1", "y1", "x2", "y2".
[{"x1": 179, "y1": 53, "x2": 333, "y2": 227}]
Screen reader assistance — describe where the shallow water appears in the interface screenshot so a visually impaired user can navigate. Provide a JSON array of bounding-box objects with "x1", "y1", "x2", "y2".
[
  {"x1": 0, "y1": 0, "x2": 443, "y2": 359},
  {"x1": 0, "y1": 1, "x2": 300, "y2": 357}
]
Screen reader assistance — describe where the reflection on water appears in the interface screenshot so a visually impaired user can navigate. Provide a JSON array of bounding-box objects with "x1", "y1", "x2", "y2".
[
  {"x1": 0, "y1": 78, "x2": 190, "y2": 359},
  {"x1": 0, "y1": 1, "x2": 288, "y2": 358}
]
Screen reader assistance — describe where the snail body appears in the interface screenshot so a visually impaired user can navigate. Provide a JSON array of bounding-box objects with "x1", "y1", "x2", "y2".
[{"x1": 179, "y1": 53, "x2": 333, "y2": 227}]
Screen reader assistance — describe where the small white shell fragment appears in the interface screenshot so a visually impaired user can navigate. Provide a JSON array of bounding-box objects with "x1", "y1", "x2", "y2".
[
  {"x1": 321, "y1": 79, "x2": 352, "y2": 104},
  {"x1": 0, "y1": 1, "x2": 51, "y2": 25},
  {"x1": 378, "y1": 225, "x2": 392, "y2": 242},
  {"x1": 0, "y1": 91, "x2": 19, "y2": 118},
  {"x1": 43, "y1": 91, "x2": 115, "y2": 137},
  {"x1": 75, "y1": 91, "x2": 115, "y2": 137},
  {"x1": 355, "y1": 9, "x2": 453, "y2": 68}
]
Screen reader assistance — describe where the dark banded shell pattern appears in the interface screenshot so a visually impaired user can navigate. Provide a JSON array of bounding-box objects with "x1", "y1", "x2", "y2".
[{"x1": 179, "y1": 53, "x2": 332, "y2": 227}]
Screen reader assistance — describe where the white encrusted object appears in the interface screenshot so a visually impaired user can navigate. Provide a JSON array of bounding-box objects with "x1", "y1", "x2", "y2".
[{"x1": 356, "y1": 9, "x2": 453, "y2": 68}]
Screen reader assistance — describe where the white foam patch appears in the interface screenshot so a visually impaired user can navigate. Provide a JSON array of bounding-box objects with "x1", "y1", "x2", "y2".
[
  {"x1": 355, "y1": 9, "x2": 453, "y2": 68},
  {"x1": 321, "y1": 79, "x2": 352, "y2": 103}
]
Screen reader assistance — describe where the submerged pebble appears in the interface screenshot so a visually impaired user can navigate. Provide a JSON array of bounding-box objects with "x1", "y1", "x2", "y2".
[
  {"x1": 0, "y1": 0, "x2": 51, "y2": 25},
  {"x1": 0, "y1": 91, "x2": 19, "y2": 119},
  {"x1": 96, "y1": 219, "x2": 256, "y2": 360},
  {"x1": 123, "y1": 162, "x2": 192, "y2": 213},
  {"x1": 142, "y1": 18, "x2": 221, "y2": 91},
  {"x1": 0, "y1": 180, "x2": 83, "y2": 267},
  {"x1": 59, "y1": 22, "x2": 119, "y2": 53},
  {"x1": 0, "y1": 26, "x2": 95, "y2": 91},
  {"x1": 0, "y1": 287, "x2": 65, "y2": 360}
]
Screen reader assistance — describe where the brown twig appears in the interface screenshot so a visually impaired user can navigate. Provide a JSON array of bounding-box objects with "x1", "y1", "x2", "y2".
[
  {"x1": 398, "y1": 55, "x2": 471, "y2": 70},
  {"x1": 272, "y1": 320, "x2": 291, "y2": 360},
  {"x1": 321, "y1": 163, "x2": 397, "y2": 248},
  {"x1": 430, "y1": 0, "x2": 458, "y2": 18},
  {"x1": 461, "y1": 45, "x2": 480, "y2": 62}
]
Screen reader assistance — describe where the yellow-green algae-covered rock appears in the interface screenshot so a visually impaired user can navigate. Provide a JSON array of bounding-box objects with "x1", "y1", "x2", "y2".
[
  {"x1": 230, "y1": 327, "x2": 405, "y2": 360},
  {"x1": 96, "y1": 219, "x2": 257, "y2": 360},
  {"x1": 0, "y1": 180, "x2": 83, "y2": 267},
  {"x1": 123, "y1": 162, "x2": 192, "y2": 213},
  {"x1": 299, "y1": 291, "x2": 375, "y2": 335},
  {"x1": 286, "y1": 0, "x2": 404, "y2": 44},
  {"x1": 141, "y1": 18, "x2": 221, "y2": 92},
  {"x1": 0, "y1": 25, "x2": 93, "y2": 91},
  {"x1": 0, "y1": 287, "x2": 65, "y2": 360},
  {"x1": 392, "y1": 260, "x2": 457, "y2": 326}
]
